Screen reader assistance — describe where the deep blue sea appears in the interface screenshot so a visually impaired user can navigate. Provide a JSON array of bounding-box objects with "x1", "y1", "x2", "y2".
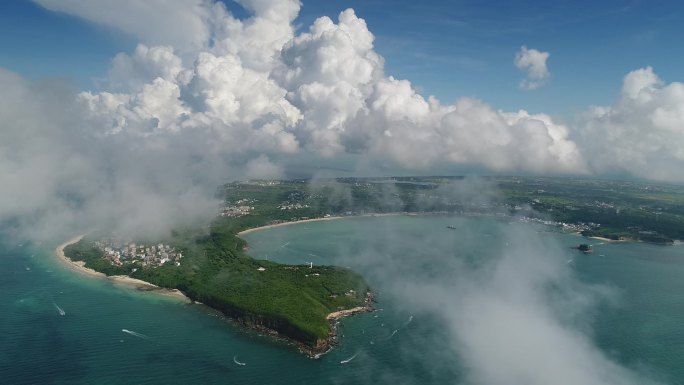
[{"x1": 2, "y1": 215, "x2": 683, "y2": 384}]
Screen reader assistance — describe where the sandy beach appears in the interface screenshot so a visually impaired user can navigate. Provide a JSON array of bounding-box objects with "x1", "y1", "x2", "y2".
[
  {"x1": 237, "y1": 213, "x2": 400, "y2": 235},
  {"x1": 588, "y1": 236, "x2": 625, "y2": 242},
  {"x1": 237, "y1": 216, "x2": 347, "y2": 235},
  {"x1": 54, "y1": 235, "x2": 191, "y2": 302}
]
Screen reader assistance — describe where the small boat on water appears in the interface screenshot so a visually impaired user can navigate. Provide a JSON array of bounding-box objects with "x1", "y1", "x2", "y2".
[
  {"x1": 340, "y1": 352, "x2": 358, "y2": 364},
  {"x1": 446, "y1": 225, "x2": 457, "y2": 230},
  {"x1": 233, "y1": 355, "x2": 246, "y2": 366},
  {"x1": 53, "y1": 302, "x2": 65, "y2": 316}
]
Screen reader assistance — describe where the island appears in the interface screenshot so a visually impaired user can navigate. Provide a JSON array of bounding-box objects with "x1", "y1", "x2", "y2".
[
  {"x1": 60, "y1": 176, "x2": 684, "y2": 356},
  {"x1": 575, "y1": 244, "x2": 593, "y2": 253}
]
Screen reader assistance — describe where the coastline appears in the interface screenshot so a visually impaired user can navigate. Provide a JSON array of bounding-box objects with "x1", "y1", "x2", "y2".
[
  {"x1": 54, "y1": 232, "x2": 371, "y2": 357},
  {"x1": 237, "y1": 213, "x2": 399, "y2": 236},
  {"x1": 588, "y1": 236, "x2": 627, "y2": 242},
  {"x1": 237, "y1": 216, "x2": 381, "y2": 357},
  {"x1": 310, "y1": 290, "x2": 375, "y2": 358},
  {"x1": 54, "y1": 235, "x2": 191, "y2": 302}
]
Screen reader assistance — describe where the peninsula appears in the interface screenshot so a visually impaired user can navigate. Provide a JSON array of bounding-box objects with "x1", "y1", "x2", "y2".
[
  {"x1": 61, "y1": 176, "x2": 684, "y2": 355},
  {"x1": 63, "y1": 231, "x2": 371, "y2": 357}
]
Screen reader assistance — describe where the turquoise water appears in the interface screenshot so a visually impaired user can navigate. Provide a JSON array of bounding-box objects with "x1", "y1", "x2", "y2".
[{"x1": 2, "y1": 216, "x2": 683, "y2": 384}]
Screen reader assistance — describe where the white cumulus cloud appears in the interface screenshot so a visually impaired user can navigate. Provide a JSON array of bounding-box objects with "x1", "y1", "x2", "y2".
[
  {"x1": 29, "y1": 1, "x2": 586, "y2": 177},
  {"x1": 580, "y1": 67, "x2": 684, "y2": 182},
  {"x1": 514, "y1": 46, "x2": 551, "y2": 90}
]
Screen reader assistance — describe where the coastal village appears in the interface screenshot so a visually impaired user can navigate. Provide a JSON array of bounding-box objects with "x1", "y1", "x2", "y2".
[
  {"x1": 93, "y1": 238, "x2": 183, "y2": 268},
  {"x1": 220, "y1": 198, "x2": 255, "y2": 217}
]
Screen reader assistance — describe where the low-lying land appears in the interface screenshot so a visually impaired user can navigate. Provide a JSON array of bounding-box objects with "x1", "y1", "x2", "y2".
[{"x1": 62, "y1": 176, "x2": 684, "y2": 355}]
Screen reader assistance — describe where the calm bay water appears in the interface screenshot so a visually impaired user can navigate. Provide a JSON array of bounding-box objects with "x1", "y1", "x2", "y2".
[{"x1": 2, "y1": 215, "x2": 683, "y2": 384}]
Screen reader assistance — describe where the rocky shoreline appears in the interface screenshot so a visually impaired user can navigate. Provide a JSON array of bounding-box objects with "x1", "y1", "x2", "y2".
[
  {"x1": 228, "y1": 290, "x2": 376, "y2": 359},
  {"x1": 311, "y1": 290, "x2": 376, "y2": 358}
]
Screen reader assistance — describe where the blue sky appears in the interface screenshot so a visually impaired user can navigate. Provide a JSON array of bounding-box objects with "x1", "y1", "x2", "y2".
[{"x1": 2, "y1": 0, "x2": 683, "y2": 121}]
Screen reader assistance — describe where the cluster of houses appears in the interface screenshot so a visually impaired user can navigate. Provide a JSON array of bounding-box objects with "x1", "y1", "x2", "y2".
[
  {"x1": 277, "y1": 202, "x2": 310, "y2": 210},
  {"x1": 93, "y1": 239, "x2": 183, "y2": 268},
  {"x1": 518, "y1": 216, "x2": 597, "y2": 233},
  {"x1": 220, "y1": 205, "x2": 253, "y2": 217},
  {"x1": 219, "y1": 198, "x2": 256, "y2": 217},
  {"x1": 241, "y1": 180, "x2": 281, "y2": 186}
]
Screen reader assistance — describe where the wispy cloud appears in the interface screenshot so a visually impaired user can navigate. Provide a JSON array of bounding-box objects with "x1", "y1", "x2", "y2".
[{"x1": 338, "y1": 179, "x2": 663, "y2": 385}]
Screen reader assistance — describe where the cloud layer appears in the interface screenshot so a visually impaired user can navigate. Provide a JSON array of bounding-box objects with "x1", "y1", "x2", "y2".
[{"x1": 1, "y1": 0, "x2": 683, "y2": 242}]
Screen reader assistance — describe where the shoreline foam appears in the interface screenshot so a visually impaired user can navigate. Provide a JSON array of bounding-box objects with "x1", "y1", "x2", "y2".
[{"x1": 54, "y1": 235, "x2": 190, "y2": 302}]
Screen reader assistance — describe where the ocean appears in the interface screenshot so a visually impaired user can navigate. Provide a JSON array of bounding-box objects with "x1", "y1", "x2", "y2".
[{"x1": 2, "y1": 215, "x2": 683, "y2": 384}]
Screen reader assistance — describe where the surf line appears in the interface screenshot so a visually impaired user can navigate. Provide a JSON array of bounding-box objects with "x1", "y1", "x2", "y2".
[
  {"x1": 233, "y1": 355, "x2": 246, "y2": 366},
  {"x1": 340, "y1": 352, "x2": 359, "y2": 364},
  {"x1": 121, "y1": 329, "x2": 150, "y2": 339}
]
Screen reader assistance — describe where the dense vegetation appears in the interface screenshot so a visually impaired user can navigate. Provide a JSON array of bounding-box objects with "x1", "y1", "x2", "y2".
[
  {"x1": 219, "y1": 176, "x2": 684, "y2": 244},
  {"x1": 65, "y1": 210, "x2": 369, "y2": 347},
  {"x1": 496, "y1": 177, "x2": 684, "y2": 243}
]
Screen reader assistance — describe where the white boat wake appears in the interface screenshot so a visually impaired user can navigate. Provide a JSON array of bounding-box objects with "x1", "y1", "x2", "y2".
[
  {"x1": 121, "y1": 329, "x2": 150, "y2": 339},
  {"x1": 340, "y1": 352, "x2": 359, "y2": 364},
  {"x1": 53, "y1": 302, "x2": 65, "y2": 316},
  {"x1": 233, "y1": 355, "x2": 246, "y2": 366}
]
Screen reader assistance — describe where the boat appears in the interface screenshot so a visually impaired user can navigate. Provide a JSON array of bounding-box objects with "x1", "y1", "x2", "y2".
[
  {"x1": 233, "y1": 355, "x2": 246, "y2": 366},
  {"x1": 340, "y1": 352, "x2": 358, "y2": 364},
  {"x1": 53, "y1": 302, "x2": 66, "y2": 316}
]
